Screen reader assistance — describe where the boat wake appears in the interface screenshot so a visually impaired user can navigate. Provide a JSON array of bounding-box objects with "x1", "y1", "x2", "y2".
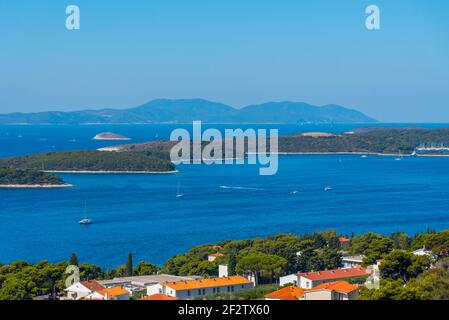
[{"x1": 219, "y1": 185, "x2": 264, "y2": 191}]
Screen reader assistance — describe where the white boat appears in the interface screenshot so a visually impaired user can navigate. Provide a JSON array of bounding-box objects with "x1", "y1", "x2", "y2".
[
  {"x1": 290, "y1": 190, "x2": 300, "y2": 195},
  {"x1": 394, "y1": 157, "x2": 402, "y2": 161},
  {"x1": 324, "y1": 186, "x2": 333, "y2": 192},
  {"x1": 176, "y1": 183, "x2": 184, "y2": 199},
  {"x1": 79, "y1": 218, "x2": 93, "y2": 225},
  {"x1": 79, "y1": 201, "x2": 93, "y2": 224},
  {"x1": 361, "y1": 155, "x2": 368, "y2": 158}
]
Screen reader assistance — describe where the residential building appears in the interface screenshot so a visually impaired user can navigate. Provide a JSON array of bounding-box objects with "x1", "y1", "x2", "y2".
[
  {"x1": 208, "y1": 253, "x2": 224, "y2": 262},
  {"x1": 265, "y1": 286, "x2": 306, "y2": 300},
  {"x1": 85, "y1": 286, "x2": 130, "y2": 300},
  {"x1": 64, "y1": 280, "x2": 105, "y2": 300},
  {"x1": 298, "y1": 267, "x2": 371, "y2": 289},
  {"x1": 265, "y1": 281, "x2": 359, "y2": 301},
  {"x1": 141, "y1": 294, "x2": 178, "y2": 300},
  {"x1": 339, "y1": 237, "x2": 351, "y2": 250},
  {"x1": 302, "y1": 281, "x2": 359, "y2": 300},
  {"x1": 279, "y1": 274, "x2": 299, "y2": 286},
  {"x1": 342, "y1": 255, "x2": 365, "y2": 268},
  {"x1": 280, "y1": 267, "x2": 371, "y2": 289},
  {"x1": 161, "y1": 276, "x2": 254, "y2": 300},
  {"x1": 96, "y1": 274, "x2": 201, "y2": 296},
  {"x1": 413, "y1": 247, "x2": 437, "y2": 260}
]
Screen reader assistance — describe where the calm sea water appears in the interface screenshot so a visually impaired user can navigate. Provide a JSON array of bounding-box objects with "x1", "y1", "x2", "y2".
[{"x1": 1, "y1": 124, "x2": 449, "y2": 268}]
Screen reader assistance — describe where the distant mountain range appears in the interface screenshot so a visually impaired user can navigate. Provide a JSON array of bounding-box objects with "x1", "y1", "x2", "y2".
[{"x1": 0, "y1": 99, "x2": 377, "y2": 124}]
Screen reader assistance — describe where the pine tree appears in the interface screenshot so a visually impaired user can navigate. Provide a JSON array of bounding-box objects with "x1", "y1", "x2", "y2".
[
  {"x1": 70, "y1": 253, "x2": 79, "y2": 266},
  {"x1": 126, "y1": 253, "x2": 133, "y2": 276},
  {"x1": 228, "y1": 254, "x2": 237, "y2": 276}
]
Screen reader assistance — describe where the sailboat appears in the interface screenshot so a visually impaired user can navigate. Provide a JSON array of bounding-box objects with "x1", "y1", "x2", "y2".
[
  {"x1": 79, "y1": 201, "x2": 93, "y2": 225},
  {"x1": 176, "y1": 183, "x2": 184, "y2": 199},
  {"x1": 324, "y1": 186, "x2": 333, "y2": 192}
]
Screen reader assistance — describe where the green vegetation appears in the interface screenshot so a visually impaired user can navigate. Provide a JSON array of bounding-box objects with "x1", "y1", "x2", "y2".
[
  {"x1": 126, "y1": 253, "x2": 133, "y2": 277},
  {"x1": 359, "y1": 259, "x2": 449, "y2": 300},
  {"x1": 0, "y1": 150, "x2": 175, "y2": 172},
  {"x1": 0, "y1": 254, "x2": 159, "y2": 300},
  {"x1": 0, "y1": 167, "x2": 64, "y2": 185},
  {"x1": 160, "y1": 231, "x2": 343, "y2": 282},
  {"x1": 277, "y1": 128, "x2": 449, "y2": 155}
]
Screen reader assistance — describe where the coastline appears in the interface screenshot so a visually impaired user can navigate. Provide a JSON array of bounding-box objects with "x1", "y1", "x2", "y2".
[
  {"x1": 93, "y1": 138, "x2": 131, "y2": 141},
  {"x1": 44, "y1": 170, "x2": 179, "y2": 174},
  {"x1": 247, "y1": 152, "x2": 449, "y2": 157},
  {"x1": 0, "y1": 184, "x2": 74, "y2": 189}
]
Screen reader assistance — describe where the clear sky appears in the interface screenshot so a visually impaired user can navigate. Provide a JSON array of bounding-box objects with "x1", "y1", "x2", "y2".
[{"x1": 0, "y1": 0, "x2": 448, "y2": 122}]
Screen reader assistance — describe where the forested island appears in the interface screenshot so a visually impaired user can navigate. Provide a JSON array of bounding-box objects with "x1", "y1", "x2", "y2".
[
  {"x1": 0, "y1": 167, "x2": 69, "y2": 188},
  {"x1": 111, "y1": 127, "x2": 449, "y2": 156},
  {"x1": 0, "y1": 150, "x2": 176, "y2": 173},
  {"x1": 92, "y1": 132, "x2": 131, "y2": 141}
]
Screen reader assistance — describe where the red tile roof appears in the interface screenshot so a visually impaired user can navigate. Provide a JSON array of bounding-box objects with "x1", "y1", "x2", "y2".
[
  {"x1": 208, "y1": 253, "x2": 225, "y2": 257},
  {"x1": 97, "y1": 286, "x2": 129, "y2": 298},
  {"x1": 141, "y1": 294, "x2": 178, "y2": 301},
  {"x1": 265, "y1": 286, "x2": 305, "y2": 300},
  {"x1": 162, "y1": 276, "x2": 252, "y2": 291},
  {"x1": 81, "y1": 281, "x2": 105, "y2": 292},
  {"x1": 306, "y1": 281, "x2": 359, "y2": 294},
  {"x1": 298, "y1": 267, "x2": 371, "y2": 281},
  {"x1": 339, "y1": 237, "x2": 350, "y2": 243}
]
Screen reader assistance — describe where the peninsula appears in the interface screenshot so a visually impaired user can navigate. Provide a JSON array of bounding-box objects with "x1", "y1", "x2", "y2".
[
  {"x1": 0, "y1": 167, "x2": 72, "y2": 188},
  {"x1": 0, "y1": 150, "x2": 176, "y2": 173}
]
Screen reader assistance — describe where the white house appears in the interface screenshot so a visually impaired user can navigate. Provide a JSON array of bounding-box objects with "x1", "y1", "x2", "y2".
[
  {"x1": 208, "y1": 253, "x2": 224, "y2": 262},
  {"x1": 301, "y1": 281, "x2": 359, "y2": 300},
  {"x1": 298, "y1": 267, "x2": 371, "y2": 289},
  {"x1": 413, "y1": 248, "x2": 437, "y2": 260},
  {"x1": 279, "y1": 274, "x2": 300, "y2": 286},
  {"x1": 342, "y1": 255, "x2": 365, "y2": 269},
  {"x1": 85, "y1": 286, "x2": 130, "y2": 300},
  {"x1": 65, "y1": 281, "x2": 105, "y2": 300},
  {"x1": 160, "y1": 276, "x2": 254, "y2": 300}
]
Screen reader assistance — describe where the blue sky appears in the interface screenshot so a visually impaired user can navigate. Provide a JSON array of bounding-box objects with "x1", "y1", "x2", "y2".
[{"x1": 0, "y1": 0, "x2": 448, "y2": 122}]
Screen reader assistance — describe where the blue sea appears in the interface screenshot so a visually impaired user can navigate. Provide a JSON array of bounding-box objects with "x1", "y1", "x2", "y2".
[{"x1": 1, "y1": 123, "x2": 449, "y2": 268}]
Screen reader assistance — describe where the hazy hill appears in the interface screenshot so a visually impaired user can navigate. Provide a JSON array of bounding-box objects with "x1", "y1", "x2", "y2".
[{"x1": 0, "y1": 99, "x2": 377, "y2": 124}]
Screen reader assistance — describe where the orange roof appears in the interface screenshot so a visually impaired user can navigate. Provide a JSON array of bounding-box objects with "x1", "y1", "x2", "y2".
[
  {"x1": 298, "y1": 267, "x2": 370, "y2": 281},
  {"x1": 339, "y1": 237, "x2": 350, "y2": 243},
  {"x1": 307, "y1": 281, "x2": 358, "y2": 294},
  {"x1": 97, "y1": 286, "x2": 129, "y2": 298},
  {"x1": 162, "y1": 276, "x2": 252, "y2": 291},
  {"x1": 265, "y1": 286, "x2": 305, "y2": 300},
  {"x1": 208, "y1": 253, "x2": 224, "y2": 257},
  {"x1": 141, "y1": 294, "x2": 178, "y2": 301},
  {"x1": 81, "y1": 280, "x2": 104, "y2": 292}
]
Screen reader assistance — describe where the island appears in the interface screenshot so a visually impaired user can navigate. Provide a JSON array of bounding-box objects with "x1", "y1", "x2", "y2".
[
  {"x1": 0, "y1": 167, "x2": 72, "y2": 188},
  {"x1": 108, "y1": 127, "x2": 449, "y2": 156},
  {"x1": 0, "y1": 150, "x2": 176, "y2": 173},
  {"x1": 93, "y1": 132, "x2": 131, "y2": 141}
]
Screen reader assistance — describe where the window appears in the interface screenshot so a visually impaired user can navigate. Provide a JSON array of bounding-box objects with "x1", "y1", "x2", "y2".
[
  {"x1": 198, "y1": 289, "x2": 201, "y2": 295},
  {"x1": 187, "y1": 290, "x2": 191, "y2": 297},
  {"x1": 217, "y1": 287, "x2": 220, "y2": 293},
  {"x1": 231, "y1": 286, "x2": 234, "y2": 292},
  {"x1": 202, "y1": 289, "x2": 206, "y2": 295},
  {"x1": 241, "y1": 285, "x2": 244, "y2": 289},
  {"x1": 227, "y1": 286, "x2": 230, "y2": 292}
]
